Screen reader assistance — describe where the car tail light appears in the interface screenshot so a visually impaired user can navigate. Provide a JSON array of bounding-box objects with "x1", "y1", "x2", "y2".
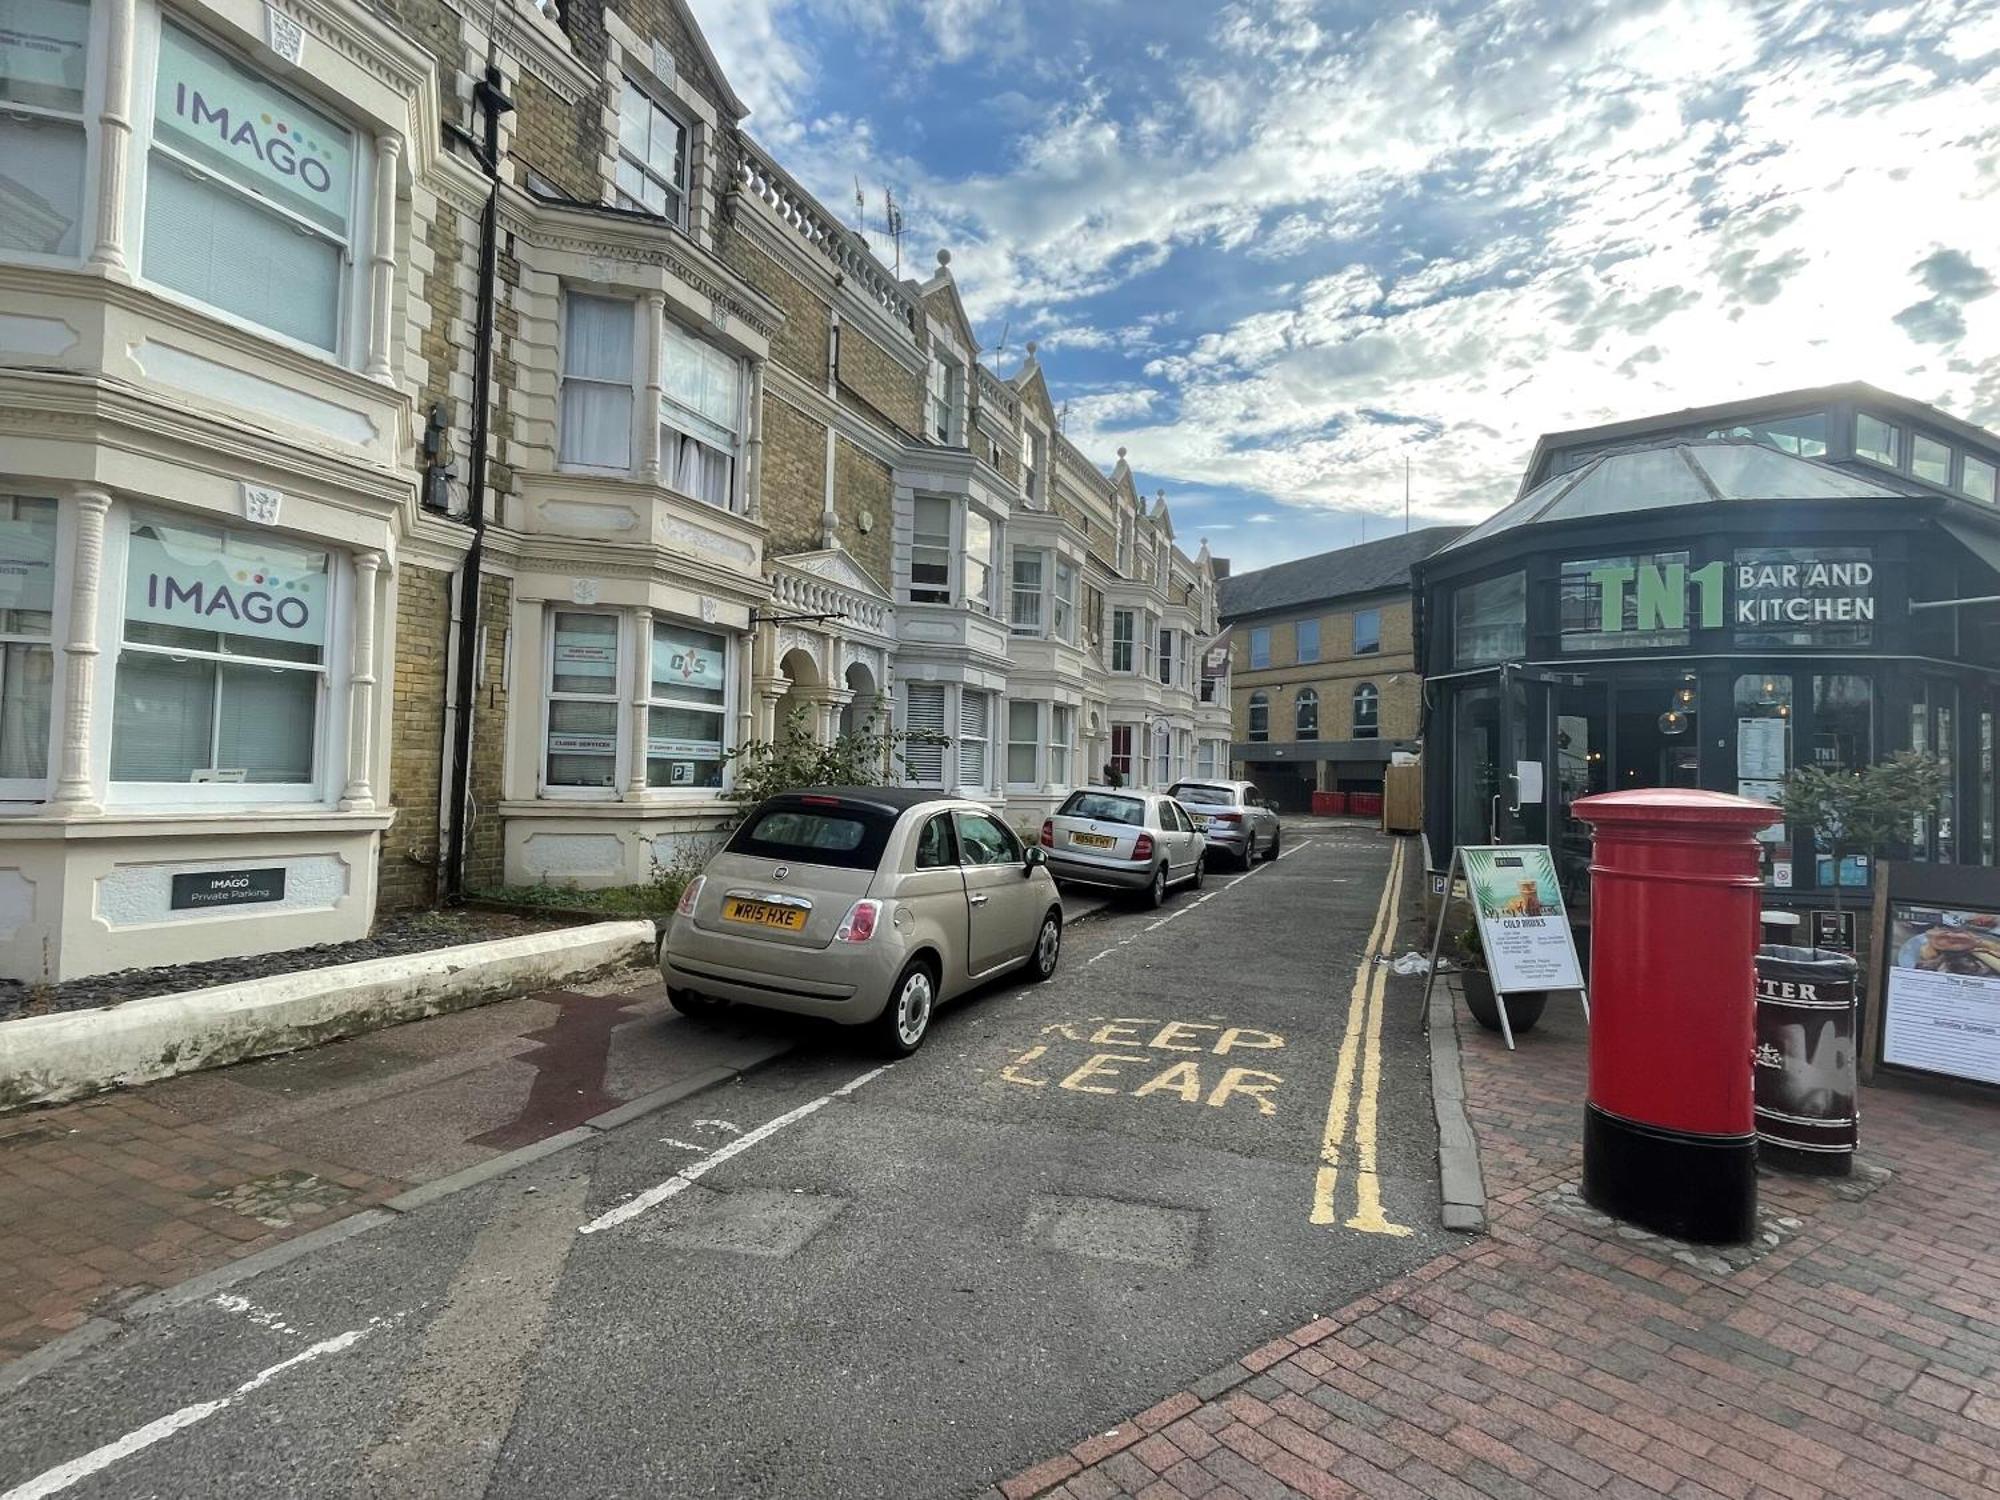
[
  {"x1": 835, "y1": 899, "x2": 882, "y2": 943},
  {"x1": 1132, "y1": 833, "x2": 1154, "y2": 861},
  {"x1": 1040, "y1": 819, "x2": 1053, "y2": 848},
  {"x1": 675, "y1": 874, "x2": 705, "y2": 917},
  {"x1": 1211, "y1": 812, "x2": 1242, "y2": 825}
]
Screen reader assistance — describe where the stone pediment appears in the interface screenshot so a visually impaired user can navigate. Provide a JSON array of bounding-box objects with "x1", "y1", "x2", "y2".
[{"x1": 776, "y1": 547, "x2": 892, "y2": 602}]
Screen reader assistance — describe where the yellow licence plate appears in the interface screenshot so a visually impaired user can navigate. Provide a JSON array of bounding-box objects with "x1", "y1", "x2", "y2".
[
  {"x1": 1070, "y1": 831, "x2": 1115, "y2": 849},
  {"x1": 722, "y1": 897, "x2": 808, "y2": 931}
]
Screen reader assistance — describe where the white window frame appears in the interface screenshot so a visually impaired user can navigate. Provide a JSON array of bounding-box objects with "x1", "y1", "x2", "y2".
[
  {"x1": 928, "y1": 347, "x2": 963, "y2": 444},
  {"x1": 1049, "y1": 705, "x2": 1072, "y2": 788},
  {"x1": 1116, "y1": 514, "x2": 1133, "y2": 576},
  {"x1": 957, "y1": 689, "x2": 990, "y2": 791},
  {"x1": 0, "y1": 0, "x2": 94, "y2": 269},
  {"x1": 1109, "y1": 723, "x2": 1135, "y2": 781},
  {"x1": 1196, "y1": 740, "x2": 1217, "y2": 778},
  {"x1": 558, "y1": 292, "x2": 638, "y2": 473},
  {"x1": 1249, "y1": 627, "x2": 1271, "y2": 670},
  {"x1": 1010, "y1": 550, "x2": 1045, "y2": 636},
  {"x1": 963, "y1": 506, "x2": 995, "y2": 612},
  {"x1": 1158, "y1": 627, "x2": 1175, "y2": 686},
  {"x1": 128, "y1": 7, "x2": 374, "y2": 366},
  {"x1": 1152, "y1": 724, "x2": 1170, "y2": 787},
  {"x1": 542, "y1": 608, "x2": 625, "y2": 799},
  {"x1": 1297, "y1": 619, "x2": 1320, "y2": 664},
  {"x1": 1110, "y1": 608, "x2": 1136, "y2": 673},
  {"x1": 910, "y1": 496, "x2": 953, "y2": 605},
  {"x1": 902, "y1": 680, "x2": 949, "y2": 787},
  {"x1": 645, "y1": 616, "x2": 734, "y2": 795},
  {"x1": 1141, "y1": 613, "x2": 1158, "y2": 679},
  {"x1": 1053, "y1": 559, "x2": 1077, "y2": 643},
  {"x1": 1006, "y1": 699, "x2": 1041, "y2": 788},
  {"x1": 0, "y1": 496, "x2": 63, "y2": 801},
  {"x1": 105, "y1": 507, "x2": 346, "y2": 809},
  {"x1": 1353, "y1": 608, "x2": 1382, "y2": 656},
  {"x1": 659, "y1": 314, "x2": 746, "y2": 512},
  {"x1": 614, "y1": 75, "x2": 689, "y2": 228}
]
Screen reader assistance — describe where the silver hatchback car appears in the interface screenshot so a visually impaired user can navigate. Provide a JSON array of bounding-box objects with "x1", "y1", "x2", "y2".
[
  {"x1": 1167, "y1": 779, "x2": 1282, "y2": 868},
  {"x1": 661, "y1": 788, "x2": 1063, "y2": 1056},
  {"x1": 1040, "y1": 788, "x2": 1207, "y2": 906}
]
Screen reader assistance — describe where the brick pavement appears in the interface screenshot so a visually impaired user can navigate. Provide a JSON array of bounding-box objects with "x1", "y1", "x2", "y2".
[{"x1": 995, "y1": 998, "x2": 2000, "y2": 1500}]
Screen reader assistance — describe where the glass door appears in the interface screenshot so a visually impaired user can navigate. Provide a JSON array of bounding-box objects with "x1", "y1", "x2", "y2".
[{"x1": 1553, "y1": 680, "x2": 1609, "y2": 911}]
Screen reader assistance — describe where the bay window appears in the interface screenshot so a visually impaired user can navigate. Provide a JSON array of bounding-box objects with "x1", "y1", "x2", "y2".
[
  {"x1": 0, "y1": 0, "x2": 90, "y2": 258},
  {"x1": 560, "y1": 294, "x2": 635, "y2": 470},
  {"x1": 1010, "y1": 552, "x2": 1043, "y2": 634},
  {"x1": 661, "y1": 319, "x2": 743, "y2": 509},
  {"x1": 0, "y1": 498, "x2": 58, "y2": 789},
  {"x1": 1158, "y1": 628, "x2": 1175, "y2": 686},
  {"x1": 545, "y1": 612, "x2": 620, "y2": 790},
  {"x1": 963, "y1": 510, "x2": 993, "y2": 610},
  {"x1": 1196, "y1": 741, "x2": 1217, "y2": 778},
  {"x1": 1053, "y1": 561, "x2": 1076, "y2": 642},
  {"x1": 1007, "y1": 701, "x2": 1039, "y2": 785},
  {"x1": 615, "y1": 78, "x2": 687, "y2": 226},
  {"x1": 903, "y1": 681, "x2": 947, "y2": 784},
  {"x1": 959, "y1": 691, "x2": 989, "y2": 787},
  {"x1": 1049, "y1": 706, "x2": 1072, "y2": 787},
  {"x1": 648, "y1": 620, "x2": 726, "y2": 788},
  {"x1": 144, "y1": 21, "x2": 360, "y2": 354},
  {"x1": 111, "y1": 515, "x2": 330, "y2": 788},
  {"x1": 1110, "y1": 724, "x2": 1134, "y2": 781},
  {"x1": 1153, "y1": 725, "x2": 1170, "y2": 786},
  {"x1": 1111, "y1": 609, "x2": 1135, "y2": 672},
  {"x1": 910, "y1": 497, "x2": 952, "y2": 604}
]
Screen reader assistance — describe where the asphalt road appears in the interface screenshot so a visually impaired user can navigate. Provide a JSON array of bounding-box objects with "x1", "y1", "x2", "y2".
[{"x1": 0, "y1": 826, "x2": 1445, "y2": 1500}]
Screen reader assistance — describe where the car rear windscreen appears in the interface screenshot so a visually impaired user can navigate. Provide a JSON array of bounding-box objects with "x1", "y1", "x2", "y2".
[
  {"x1": 1058, "y1": 791, "x2": 1146, "y2": 826},
  {"x1": 1169, "y1": 783, "x2": 1234, "y2": 806},
  {"x1": 726, "y1": 803, "x2": 898, "y2": 870}
]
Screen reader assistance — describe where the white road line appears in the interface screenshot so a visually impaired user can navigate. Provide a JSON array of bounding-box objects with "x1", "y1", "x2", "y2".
[
  {"x1": 1275, "y1": 839, "x2": 1315, "y2": 860},
  {"x1": 578, "y1": 1065, "x2": 892, "y2": 1236},
  {"x1": 2, "y1": 1326, "x2": 374, "y2": 1500}
]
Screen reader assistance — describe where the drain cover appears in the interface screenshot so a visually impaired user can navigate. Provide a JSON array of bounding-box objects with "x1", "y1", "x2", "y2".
[
  {"x1": 208, "y1": 1170, "x2": 357, "y2": 1228},
  {"x1": 1024, "y1": 1194, "x2": 1204, "y2": 1269}
]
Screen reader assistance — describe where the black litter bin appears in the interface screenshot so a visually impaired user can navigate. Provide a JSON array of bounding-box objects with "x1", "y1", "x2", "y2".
[{"x1": 1753, "y1": 944, "x2": 1860, "y2": 1176}]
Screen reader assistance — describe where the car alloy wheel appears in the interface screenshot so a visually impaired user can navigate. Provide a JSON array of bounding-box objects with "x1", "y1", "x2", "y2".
[
  {"x1": 1149, "y1": 864, "x2": 1168, "y2": 907},
  {"x1": 1032, "y1": 914, "x2": 1061, "y2": 980},
  {"x1": 1242, "y1": 834, "x2": 1257, "y2": 869},
  {"x1": 1191, "y1": 853, "x2": 1205, "y2": 890}
]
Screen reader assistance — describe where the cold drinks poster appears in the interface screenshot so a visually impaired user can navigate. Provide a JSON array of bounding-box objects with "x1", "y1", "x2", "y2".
[
  {"x1": 1460, "y1": 846, "x2": 1584, "y2": 994},
  {"x1": 1882, "y1": 905, "x2": 2000, "y2": 1086}
]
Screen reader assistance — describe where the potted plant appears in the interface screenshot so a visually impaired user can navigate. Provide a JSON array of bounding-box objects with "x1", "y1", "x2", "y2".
[
  {"x1": 1449, "y1": 922, "x2": 1547, "y2": 1034},
  {"x1": 1779, "y1": 751, "x2": 1948, "y2": 923}
]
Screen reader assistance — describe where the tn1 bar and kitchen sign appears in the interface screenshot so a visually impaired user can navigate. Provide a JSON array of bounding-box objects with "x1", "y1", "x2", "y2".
[{"x1": 1582, "y1": 550, "x2": 1874, "y2": 637}]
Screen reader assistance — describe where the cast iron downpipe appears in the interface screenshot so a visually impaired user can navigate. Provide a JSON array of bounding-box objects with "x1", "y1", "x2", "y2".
[{"x1": 441, "y1": 65, "x2": 512, "y2": 903}]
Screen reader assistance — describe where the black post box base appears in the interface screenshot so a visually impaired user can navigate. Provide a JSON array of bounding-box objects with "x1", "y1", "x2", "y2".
[{"x1": 1582, "y1": 1103, "x2": 1757, "y2": 1245}]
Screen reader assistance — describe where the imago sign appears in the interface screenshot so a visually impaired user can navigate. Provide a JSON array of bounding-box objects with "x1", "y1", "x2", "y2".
[{"x1": 170, "y1": 867, "x2": 287, "y2": 910}]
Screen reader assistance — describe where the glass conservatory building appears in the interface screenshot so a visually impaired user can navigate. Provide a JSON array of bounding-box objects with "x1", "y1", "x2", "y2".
[{"x1": 1415, "y1": 421, "x2": 2000, "y2": 918}]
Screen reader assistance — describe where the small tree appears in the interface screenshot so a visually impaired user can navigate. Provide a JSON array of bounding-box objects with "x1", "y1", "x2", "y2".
[
  {"x1": 721, "y1": 701, "x2": 945, "y2": 819},
  {"x1": 1779, "y1": 751, "x2": 1949, "y2": 917}
]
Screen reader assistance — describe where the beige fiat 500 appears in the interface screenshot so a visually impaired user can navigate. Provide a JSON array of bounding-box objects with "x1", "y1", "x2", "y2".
[{"x1": 660, "y1": 787, "x2": 1064, "y2": 1055}]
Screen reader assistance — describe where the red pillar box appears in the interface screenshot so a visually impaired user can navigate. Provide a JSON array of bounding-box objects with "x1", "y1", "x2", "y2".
[{"x1": 1571, "y1": 789, "x2": 1781, "y2": 1244}]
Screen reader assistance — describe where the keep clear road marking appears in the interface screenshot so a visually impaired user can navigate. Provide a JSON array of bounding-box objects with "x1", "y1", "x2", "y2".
[
  {"x1": 577, "y1": 1063, "x2": 894, "y2": 1236},
  {"x1": 1310, "y1": 838, "x2": 1414, "y2": 1236},
  {"x1": 1, "y1": 1323, "x2": 386, "y2": 1500}
]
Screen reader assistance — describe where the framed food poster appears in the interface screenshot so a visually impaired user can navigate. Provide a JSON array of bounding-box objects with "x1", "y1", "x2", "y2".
[
  {"x1": 1866, "y1": 863, "x2": 2000, "y2": 1090},
  {"x1": 1421, "y1": 845, "x2": 1587, "y2": 1051}
]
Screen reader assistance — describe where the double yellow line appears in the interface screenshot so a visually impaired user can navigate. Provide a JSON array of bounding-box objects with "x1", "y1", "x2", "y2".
[{"x1": 1310, "y1": 837, "x2": 1413, "y2": 1235}]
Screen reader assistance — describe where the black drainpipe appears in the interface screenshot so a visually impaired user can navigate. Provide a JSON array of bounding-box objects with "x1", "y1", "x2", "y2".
[{"x1": 441, "y1": 64, "x2": 512, "y2": 904}]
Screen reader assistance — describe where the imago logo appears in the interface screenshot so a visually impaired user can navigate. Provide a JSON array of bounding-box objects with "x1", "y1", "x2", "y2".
[
  {"x1": 172, "y1": 81, "x2": 337, "y2": 195},
  {"x1": 145, "y1": 570, "x2": 313, "y2": 634}
]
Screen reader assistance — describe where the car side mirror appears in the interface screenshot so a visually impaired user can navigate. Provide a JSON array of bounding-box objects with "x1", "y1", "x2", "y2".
[{"x1": 1024, "y1": 846, "x2": 1047, "y2": 873}]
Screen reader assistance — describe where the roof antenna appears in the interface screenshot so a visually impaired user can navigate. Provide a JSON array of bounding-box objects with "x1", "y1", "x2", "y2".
[
  {"x1": 1405, "y1": 453, "x2": 1411, "y2": 535},
  {"x1": 991, "y1": 318, "x2": 1010, "y2": 360},
  {"x1": 1057, "y1": 399, "x2": 1071, "y2": 432},
  {"x1": 883, "y1": 187, "x2": 904, "y2": 277},
  {"x1": 853, "y1": 175, "x2": 866, "y2": 237}
]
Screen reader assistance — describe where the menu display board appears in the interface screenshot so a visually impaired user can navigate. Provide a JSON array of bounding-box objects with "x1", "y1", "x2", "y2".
[
  {"x1": 1880, "y1": 903, "x2": 2000, "y2": 1086},
  {"x1": 1459, "y1": 845, "x2": 1584, "y2": 994}
]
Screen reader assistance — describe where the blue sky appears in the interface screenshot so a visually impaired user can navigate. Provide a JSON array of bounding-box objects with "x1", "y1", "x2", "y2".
[{"x1": 689, "y1": 0, "x2": 2000, "y2": 572}]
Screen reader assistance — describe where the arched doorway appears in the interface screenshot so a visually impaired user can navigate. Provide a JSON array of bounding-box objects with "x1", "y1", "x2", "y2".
[
  {"x1": 774, "y1": 646, "x2": 821, "y2": 742},
  {"x1": 839, "y1": 661, "x2": 880, "y2": 739}
]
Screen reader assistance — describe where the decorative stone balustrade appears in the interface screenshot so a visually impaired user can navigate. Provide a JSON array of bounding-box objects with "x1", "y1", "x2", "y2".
[
  {"x1": 976, "y1": 364, "x2": 1018, "y2": 422},
  {"x1": 736, "y1": 145, "x2": 917, "y2": 333},
  {"x1": 769, "y1": 562, "x2": 892, "y2": 637}
]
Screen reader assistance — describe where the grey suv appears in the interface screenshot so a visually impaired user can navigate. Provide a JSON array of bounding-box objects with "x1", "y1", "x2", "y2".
[{"x1": 1167, "y1": 779, "x2": 1282, "y2": 868}]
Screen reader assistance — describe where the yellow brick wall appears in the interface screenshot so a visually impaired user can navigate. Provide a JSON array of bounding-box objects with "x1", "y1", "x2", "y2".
[
  {"x1": 760, "y1": 392, "x2": 827, "y2": 557},
  {"x1": 719, "y1": 233, "x2": 829, "y2": 385},
  {"x1": 832, "y1": 436, "x2": 893, "y2": 587},
  {"x1": 380, "y1": 565, "x2": 451, "y2": 908}
]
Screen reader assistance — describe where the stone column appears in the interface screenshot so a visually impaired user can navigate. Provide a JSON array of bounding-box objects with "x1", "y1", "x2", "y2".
[
  {"x1": 340, "y1": 552, "x2": 382, "y2": 808},
  {"x1": 626, "y1": 607, "x2": 653, "y2": 798},
  {"x1": 641, "y1": 294, "x2": 665, "y2": 482},
  {"x1": 86, "y1": 0, "x2": 135, "y2": 277},
  {"x1": 744, "y1": 358, "x2": 766, "y2": 520},
  {"x1": 365, "y1": 134, "x2": 402, "y2": 380},
  {"x1": 50, "y1": 489, "x2": 110, "y2": 811}
]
